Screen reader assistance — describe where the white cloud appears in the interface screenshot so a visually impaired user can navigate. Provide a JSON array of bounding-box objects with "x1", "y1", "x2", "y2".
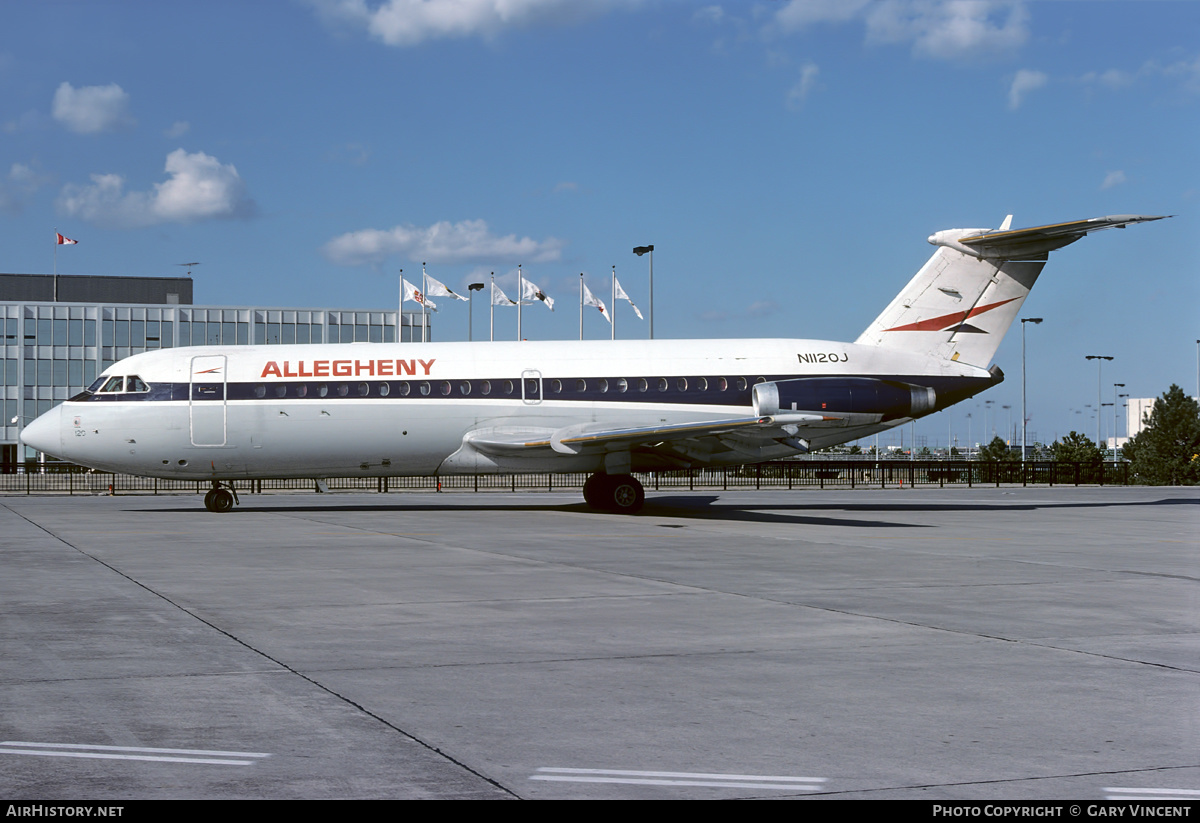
[
  {"x1": 322, "y1": 219, "x2": 566, "y2": 266},
  {"x1": 786, "y1": 61, "x2": 821, "y2": 109},
  {"x1": 1007, "y1": 68, "x2": 1046, "y2": 109},
  {"x1": 164, "y1": 120, "x2": 191, "y2": 138},
  {"x1": 57, "y1": 149, "x2": 254, "y2": 228},
  {"x1": 774, "y1": 0, "x2": 871, "y2": 31},
  {"x1": 865, "y1": 1, "x2": 1029, "y2": 60},
  {"x1": 1100, "y1": 170, "x2": 1126, "y2": 190},
  {"x1": 1162, "y1": 53, "x2": 1200, "y2": 94},
  {"x1": 0, "y1": 162, "x2": 51, "y2": 215},
  {"x1": 309, "y1": 0, "x2": 637, "y2": 47},
  {"x1": 772, "y1": 1, "x2": 1029, "y2": 61},
  {"x1": 1082, "y1": 53, "x2": 1200, "y2": 96},
  {"x1": 51, "y1": 82, "x2": 135, "y2": 134}
]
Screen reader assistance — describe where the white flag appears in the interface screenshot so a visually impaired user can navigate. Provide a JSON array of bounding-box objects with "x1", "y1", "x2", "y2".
[
  {"x1": 402, "y1": 278, "x2": 437, "y2": 312},
  {"x1": 613, "y1": 277, "x2": 643, "y2": 320},
  {"x1": 491, "y1": 281, "x2": 517, "y2": 306},
  {"x1": 521, "y1": 278, "x2": 555, "y2": 311},
  {"x1": 582, "y1": 283, "x2": 610, "y2": 324},
  {"x1": 424, "y1": 274, "x2": 468, "y2": 301}
]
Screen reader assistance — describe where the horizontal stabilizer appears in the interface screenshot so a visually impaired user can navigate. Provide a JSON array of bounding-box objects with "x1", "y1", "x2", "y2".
[{"x1": 954, "y1": 214, "x2": 1168, "y2": 259}]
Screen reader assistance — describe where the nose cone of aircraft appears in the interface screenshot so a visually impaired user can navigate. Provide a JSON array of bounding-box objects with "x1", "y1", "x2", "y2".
[{"x1": 21, "y1": 405, "x2": 63, "y2": 458}]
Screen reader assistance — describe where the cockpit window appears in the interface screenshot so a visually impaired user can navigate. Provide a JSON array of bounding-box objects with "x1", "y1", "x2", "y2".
[
  {"x1": 126, "y1": 375, "x2": 150, "y2": 393},
  {"x1": 98, "y1": 376, "x2": 125, "y2": 393},
  {"x1": 87, "y1": 376, "x2": 107, "y2": 392}
]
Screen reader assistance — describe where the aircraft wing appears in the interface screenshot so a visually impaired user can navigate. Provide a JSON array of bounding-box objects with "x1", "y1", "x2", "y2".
[
  {"x1": 958, "y1": 214, "x2": 1168, "y2": 257},
  {"x1": 466, "y1": 411, "x2": 862, "y2": 464}
]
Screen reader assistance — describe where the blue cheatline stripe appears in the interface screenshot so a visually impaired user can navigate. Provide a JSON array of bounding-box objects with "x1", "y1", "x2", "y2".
[{"x1": 74, "y1": 373, "x2": 991, "y2": 408}]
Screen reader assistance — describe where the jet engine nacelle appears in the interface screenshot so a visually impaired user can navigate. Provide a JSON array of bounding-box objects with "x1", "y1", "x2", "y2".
[{"x1": 753, "y1": 377, "x2": 936, "y2": 420}]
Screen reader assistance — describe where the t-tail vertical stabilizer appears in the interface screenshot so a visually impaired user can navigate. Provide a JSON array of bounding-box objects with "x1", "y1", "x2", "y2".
[{"x1": 855, "y1": 214, "x2": 1168, "y2": 368}]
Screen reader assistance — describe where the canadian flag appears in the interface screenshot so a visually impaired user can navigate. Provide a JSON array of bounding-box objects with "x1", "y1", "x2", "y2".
[{"x1": 56, "y1": 233, "x2": 78, "y2": 245}]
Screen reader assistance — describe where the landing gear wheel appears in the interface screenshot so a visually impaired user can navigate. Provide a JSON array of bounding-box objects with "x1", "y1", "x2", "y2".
[
  {"x1": 583, "y1": 474, "x2": 609, "y2": 510},
  {"x1": 607, "y1": 474, "x2": 644, "y2": 514},
  {"x1": 204, "y1": 485, "x2": 236, "y2": 513}
]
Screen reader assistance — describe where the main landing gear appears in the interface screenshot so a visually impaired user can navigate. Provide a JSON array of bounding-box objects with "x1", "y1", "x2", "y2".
[
  {"x1": 583, "y1": 473, "x2": 645, "y2": 514},
  {"x1": 203, "y1": 481, "x2": 239, "y2": 513}
]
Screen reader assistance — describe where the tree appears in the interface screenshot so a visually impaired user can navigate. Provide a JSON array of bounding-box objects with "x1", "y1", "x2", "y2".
[
  {"x1": 1121, "y1": 384, "x2": 1200, "y2": 485},
  {"x1": 978, "y1": 436, "x2": 1016, "y2": 462},
  {"x1": 1052, "y1": 431, "x2": 1103, "y2": 464}
]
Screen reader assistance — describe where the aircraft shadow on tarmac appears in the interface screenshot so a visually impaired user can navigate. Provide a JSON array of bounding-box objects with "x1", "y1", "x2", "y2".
[{"x1": 131, "y1": 493, "x2": 1194, "y2": 529}]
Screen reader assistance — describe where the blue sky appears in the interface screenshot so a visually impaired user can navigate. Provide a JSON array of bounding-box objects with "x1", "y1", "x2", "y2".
[{"x1": 2, "y1": 0, "x2": 1196, "y2": 448}]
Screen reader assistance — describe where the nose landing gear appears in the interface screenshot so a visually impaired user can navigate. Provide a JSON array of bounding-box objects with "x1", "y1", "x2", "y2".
[
  {"x1": 203, "y1": 481, "x2": 239, "y2": 513},
  {"x1": 582, "y1": 473, "x2": 645, "y2": 514}
]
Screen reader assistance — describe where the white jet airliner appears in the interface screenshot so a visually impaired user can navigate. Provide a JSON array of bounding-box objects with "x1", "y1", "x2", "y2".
[{"x1": 21, "y1": 214, "x2": 1165, "y2": 513}]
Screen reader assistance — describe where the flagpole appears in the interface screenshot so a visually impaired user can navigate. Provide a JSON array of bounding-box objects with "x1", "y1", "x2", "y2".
[
  {"x1": 611, "y1": 266, "x2": 617, "y2": 341},
  {"x1": 489, "y1": 273, "x2": 495, "y2": 342},
  {"x1": 579, "y1": 274, "x2": 584, "y2": 341},
  {"x1": 517, "y1": 264, "x2": 523, "y2": 342},
  {"x1": 398, "y1": 269, "x2": 403, "y2": 343},
  {"x1": 421, "y1": 263, "x2": 427, "y2": 343}
]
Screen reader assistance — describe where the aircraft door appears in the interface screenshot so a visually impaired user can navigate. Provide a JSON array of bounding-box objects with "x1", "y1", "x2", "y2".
[
  {"x1": 521, "y1": 369, "x2": 542, "y2": 405},
  {"x1": 190, "y1": 354, "x2": 227, "y2": 446}
]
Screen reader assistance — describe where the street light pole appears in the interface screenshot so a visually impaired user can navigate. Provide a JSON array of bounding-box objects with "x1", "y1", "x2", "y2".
[
  {"x1": 467, "y1": 283, "x2": 484, "y2": 342},
  {"x1": 1021, "y1": 318, "x2": 1042, "y2": 463},
  {"x1": 633, "y1": 245, "x2": 654, "y2": 339},
  {"x1": 1085, "y1": 355, "x2": 1113, "y2": 447},
  {"x1": 1111, "y1": 392, "x2": 1120, "y2": 452}
]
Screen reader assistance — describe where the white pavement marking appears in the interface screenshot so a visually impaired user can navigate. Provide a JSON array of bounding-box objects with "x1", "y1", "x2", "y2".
[
  {"x1": 532, "y1": 767, "x2": 826, "y2": 791},
  {"x1": 0, "y1": 741, "x2": 270, "y2": 766},
  {"x1": 1105, "y1": 787, "x2": 1200, "y2": 800}
]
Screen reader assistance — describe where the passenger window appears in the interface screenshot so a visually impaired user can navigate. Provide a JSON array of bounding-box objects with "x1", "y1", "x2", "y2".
[
  {"x1": 379, "y1": 383, "x2": 390, "y2": 397},
  {"x1": 597, "y1": 378, "x2": 609, "y2": 393},
  {"x1": 420, "y1": 381, "x2": 431, "y2": 396},
  {"x1": 357, "y1": 382, "x2": 369, "y2": 396},
  {"x1": 399, "y1": 382, "x2": 411, "y2": 396},
  {"x1": 550, "y1": 379, "x2": 562, "y2": 394},
  {"x1": 480, "y1": 380, "x2": 491, "y2": 396},
  {"x1": 717, "y1": 377, "x2": 728, "y2": 391},
  {"x1": 676, "y1": 377, "x2": 687, "y2": 392},
  {"x1": 275, "y1": 385, "x2": 287, "y2": 398},
  {"x1": 736, "y1": 377, "x2": 748, "y2": 391},
  {"x1": 318, "y1": 383, "x2": 329, "y2": 397},
  {"x1": 616, "y1": 378, "x2": 628, "y2": 393},
  {"x1": 296, "y1": 384, "x2": 308, "y2": 398},
  {"x1": 459, "y1": 381, "x2": 471, "y2": 396},
  {"x1": 439, "y1": 381, "x2": 451, "y2": 396},
  {"x1": 657, "y1": 378, "x2": 668, "y2": 392},
  {"x1": 337, "y1": 384, "x2": 349, "y2": 397},
  {"x1": 697, "y1": 377, "x2": 708, "y2": 391},
  {"x1": 637, "y1": 378, "x2": 648, "y2": 392},
  {"x1": 502, "y1": 380, "x2": 514, "y2": 395},
  {"x1": 254, "y1": 385, "x2": 266, "y2": 398},
  {"x1": 576, "y1": 379, "x2": 587, "y2": 392}
]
